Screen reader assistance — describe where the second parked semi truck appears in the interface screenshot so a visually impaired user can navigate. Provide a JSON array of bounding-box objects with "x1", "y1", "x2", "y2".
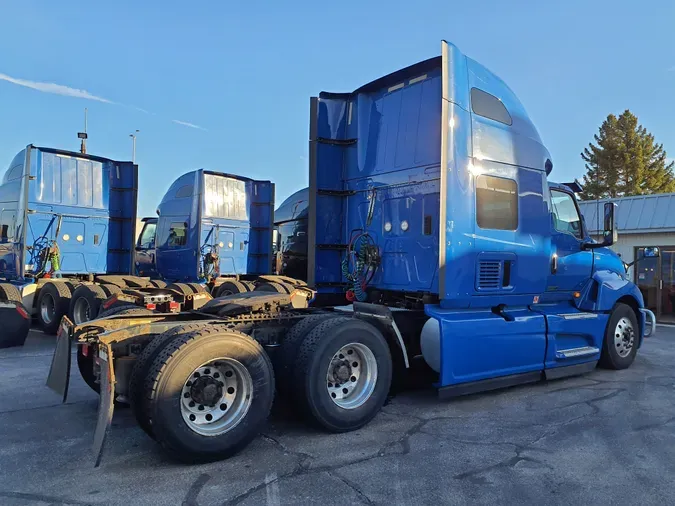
[
  {"x1": 48, "y1": 40, "x2": 656, "y2": 466},
  {"x1": 0, "y1": 148, "x2": 290, "y2": 344}
]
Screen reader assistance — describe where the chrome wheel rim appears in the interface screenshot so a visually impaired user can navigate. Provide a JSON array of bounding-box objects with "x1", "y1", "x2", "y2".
[
  {"x1": 326, "y1": 342, "x2": 378, "y2": 410},
  {"x1": 40, "y1": 293, "x2": 56, "y2": 324},
  {"x1": 181, "y1": 358, "x2": 253, "y2": 436},
  {"x1": 614, "y1": 317, "x2": 635, "y2": 358},
  {"x1": 73, "y1": 298, "x2": 91, "y2": 324}
]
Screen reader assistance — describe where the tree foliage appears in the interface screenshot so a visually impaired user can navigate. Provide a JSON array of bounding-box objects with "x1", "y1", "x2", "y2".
[{"x1": 580, "y1": 110, "x2": 675, "y2": 200}]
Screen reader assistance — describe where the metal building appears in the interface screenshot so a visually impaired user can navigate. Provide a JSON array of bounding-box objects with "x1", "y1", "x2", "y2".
[{"x1": 579, "y1": 193, "x2": 675, "y2": 323}]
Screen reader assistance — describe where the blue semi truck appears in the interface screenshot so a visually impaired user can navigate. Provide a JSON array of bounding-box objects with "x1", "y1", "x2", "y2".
[
  {"x1": 48, "y1": 40, "x2": 656, "y2": 465},
  {"x1": 0, "y1": 147, "x2": 286, "y2": 345}
]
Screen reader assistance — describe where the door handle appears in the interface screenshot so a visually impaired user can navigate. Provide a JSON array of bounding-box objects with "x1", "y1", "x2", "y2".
[{"x1": 551, "y1": 254, "x2": 558, "y2": 274}]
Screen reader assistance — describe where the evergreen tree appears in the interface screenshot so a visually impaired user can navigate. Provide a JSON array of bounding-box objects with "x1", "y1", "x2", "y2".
[{"x1": 580, "y1": 110, "x2": 675, "y2": 200}]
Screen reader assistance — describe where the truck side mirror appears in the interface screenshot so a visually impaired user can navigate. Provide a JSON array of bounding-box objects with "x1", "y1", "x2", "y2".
[{"x1": 602, "y1": 202, "x2": 618, "y2": 246}]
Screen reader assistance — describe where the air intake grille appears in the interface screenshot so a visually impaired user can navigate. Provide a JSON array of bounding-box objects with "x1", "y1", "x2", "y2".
[{"x1": 478, "y1": 261, "x2": 501, "y2": 290}]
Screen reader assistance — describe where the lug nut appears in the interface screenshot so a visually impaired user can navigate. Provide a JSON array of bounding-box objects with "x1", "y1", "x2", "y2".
[
  {"x1": 220, "y1": 403, "x2": 227, "y2": 411},
  {"x1": 352, "y1": 362, "x2": 358, "y2": 368},
  {"x1": 225, "y1": 370, "x2": 233, "y2": 378},
  {"x1": 205, "y1": 414, "x2": 213, "y2": 421},
  {"x1": 351, "y1": 376, "x2": 356, "y2": 382},
  {"x1": 184, "y1": 392, "x2": 190, "y2": 398},
  {"x1": 189, "y1": 414, "x2": 196, "y2": 421},
  {"x1": 227, "y1": 387, "x2": 235, "y2": 395},
  {"x1": 204, "y1": 368, "x2": 211, "y2": 375},
  {"x1": 189, "y1": 401, "x2": 195, "y2": 408}
]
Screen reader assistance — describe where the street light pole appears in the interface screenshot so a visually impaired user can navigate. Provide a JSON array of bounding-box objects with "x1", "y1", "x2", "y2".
[{"x1": 129, "y1": 130, "x2": 139, "y2": 163}]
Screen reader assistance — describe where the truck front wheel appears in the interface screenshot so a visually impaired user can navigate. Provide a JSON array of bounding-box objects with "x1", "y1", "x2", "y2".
[
  {"x1": 293, "y1": 317, "x2": 392, "y2": 432},
  {"x1": 143, "y1": 329, "x2": 274, "y2": 463},
  {"x1": 599, "y1": 303, "x2": 639, "y2": 370}
]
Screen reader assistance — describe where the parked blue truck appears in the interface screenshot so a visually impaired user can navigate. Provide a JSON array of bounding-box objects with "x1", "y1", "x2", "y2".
[
  {"x1": 0, "y1": 147, "x2": 283, "y2": 346},
  {"x1": 48, "y1": 40, "x2": 656, "y2": 465}
]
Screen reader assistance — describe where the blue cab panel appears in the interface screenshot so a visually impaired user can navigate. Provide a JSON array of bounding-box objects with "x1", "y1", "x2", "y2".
[
  {"x1": 153, "y1": 170, "x2": 274, "y2": 282},
  {"x1": 0, "y1": 146, "x2": 137, "y2": 280},
  {"x1": 310, "y1": 40, "x2": 647, "y2": 390}
]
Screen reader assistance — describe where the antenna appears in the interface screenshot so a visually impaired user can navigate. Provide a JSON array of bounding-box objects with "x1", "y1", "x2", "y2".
[{"x1": 78, "y1": 108, "x2": 88, "y2": 154}]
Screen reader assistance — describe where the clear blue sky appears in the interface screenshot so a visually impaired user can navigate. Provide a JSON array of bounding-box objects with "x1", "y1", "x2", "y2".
[{"x1": 1, "y1": 0, "x2": 673, "y2": 217}]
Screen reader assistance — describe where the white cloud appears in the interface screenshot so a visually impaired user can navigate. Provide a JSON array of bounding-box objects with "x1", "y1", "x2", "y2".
[
  {"x1": 0, "y1": 71, "x2": 206, "y2": 131},
  {"x1": 172, "y1": 119, "x2": 207, "y2": 131},
  {"x1": 0, "y1": 72, "x2": 114, "y2": 103}
]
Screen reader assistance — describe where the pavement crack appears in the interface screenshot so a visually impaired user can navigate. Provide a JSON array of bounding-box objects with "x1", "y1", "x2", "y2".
[
  {"x1": 325, "y1": 470, "x2": 374, "y2": 505},
  {"x1": 632, "y1": 416, "x2": 675, "y2": 432},
  {"x1": 453, "y1": 446, "x2": 553, "y2": 483},
  {"x1": 260, "y1": 433, "x2": 313, "y2": 467},
  {"x1": 182, "y1": 473, "x2": 211, "y2": 506},
  {"x1": 0, "y1": 491, "x2": 93, "y2": 505}
]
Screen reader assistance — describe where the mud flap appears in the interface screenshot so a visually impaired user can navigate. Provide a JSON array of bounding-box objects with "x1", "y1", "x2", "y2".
[
  {"x1": 0, "y1": 301, "x2": 30, "y2": 349},
  {"x1": 93, "y1": 343, "x2": 115, "y2": 467},
  {"x1": 46, "y1": 317, "x2": 73, "y2": 402}
]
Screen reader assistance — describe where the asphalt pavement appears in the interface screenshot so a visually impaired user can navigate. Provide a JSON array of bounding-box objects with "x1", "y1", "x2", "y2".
[{"x1": 1, "y1": 327, "x2": 674, "y2": 506}]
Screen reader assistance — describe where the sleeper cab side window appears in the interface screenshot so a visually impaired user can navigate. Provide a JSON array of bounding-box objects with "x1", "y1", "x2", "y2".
[
  {"x1": 550, "y1": 190, "x2": 583, "y2": 239},
  {"x1": 476, "y1": 175, "x2": 518, "y2": 231},
  {"x1": 470, "y1": 88, "x2": 512, "y2": 126},
  {"x1": 167, "y1": 222, "x2": 187, "y2": 248}
]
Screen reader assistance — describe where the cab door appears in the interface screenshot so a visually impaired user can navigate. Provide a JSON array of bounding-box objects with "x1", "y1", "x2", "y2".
[
  {"x1": 547, "y1": 189, "x2": 593, "y2": 293},
  {"x1": 134, "y1": 219, "x2": 158, "y2": 277}
]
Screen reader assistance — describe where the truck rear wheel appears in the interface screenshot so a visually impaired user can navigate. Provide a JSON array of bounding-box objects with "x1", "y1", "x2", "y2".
[
  {"x1": 293, "y1": 317, "x2": 392, "y2": 432},
  {"x1": 0, "y1": 283, "x2": 21, "y2": 303},
  {"x1": 130, "y1": 323, "x2": 219, "y2": 439},
  {"x1": 599, "y1": 303, "x2": 639, "y2": 370},
  {"x1": 100, "y1": 284, "x2": 123, "y2": 298},
  {"x1": 36, "y1": 282, "x2": 72, "y2": 334},
  {"x1": 187, "y1": 283, "x2": 207, "y2": 294},
  {"x1": 142, "y1": 329, "x2": 274, "y2": 463},
  {"x1": 167, "y1": 283, "x2": 195, "y2": 296},
  {"x1": 215, "y1": 280, "x2": 247, "y2": 297},
  {"x1": 255, "y1": 281, "x2": 289, "y2": 294},
  {"x1": 69, "y1": 285, "x2": 107, "y2": 324},
  {"x1": 276, "y1": 313, "x2": 338, "y2": 398}
]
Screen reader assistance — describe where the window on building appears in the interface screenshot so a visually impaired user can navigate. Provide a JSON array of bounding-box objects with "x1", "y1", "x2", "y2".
[
  {"x1": 550, "y1": 190, "x2": 583, "y2": 239},
  {"x1": 476, "y1": 175, "x2": 518, "y2": 230},
  {"x1": 471, "y1": 88, "x2": 513, "y2": 126},
  {"x1": 137, "y1": 222, "x2": 157, "y2": 249},
  {"x1": 167, "y1": 222, "x2": 187, "y2": 248}
]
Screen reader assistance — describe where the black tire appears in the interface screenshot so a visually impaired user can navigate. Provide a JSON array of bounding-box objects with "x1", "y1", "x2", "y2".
[
  {"x1": 69, "y1": 285, "x2": 107, "y2": 324},
  {"x1": 129, "y1": 323, "x2": 215, "y2": 439},
  {"x1": 188, "y1": 283, "x2": 207, "y2": 294},
  {"x1": 254, "y1": 282, "x2": 289, "y2": 294},
  {"x1": 143, "y1": 328, "x2": 274, "y2": 463},
  {"x1": 276, "y1": 313, "x2": 338, "y2": 398},
  {"x1": 293, "y1": 317, "x2": 392, "y2": 432},
  {"x1": 241, "y1": 281, "x2": 255, "y2": 292},
  {"x1": 100, "y1": 284, "x2": 123, "y2": 298},
  {"x1": 150, "y1": 280, "x2": 168, "y2": 289},
  {"x1": 36, "y1": 282, "x2": 71, "y2": 334},
  {"x1": 77, "y1": 347, "x2": 100, "y2": 393},
  {"x1": 167, "y1": 283, "x2": 195, "y2": 296},
  {"x1": 0, "y1": 283, "x2": 21, "y2": 303},
  {"x1": 64, "y1": 281, "x2": 80, "y2": 295},
  {"x1": 215, "y1": 281, "x2": 248, "y2": 297},
  {"x1": 97, "y1": 306, "x2": 153, "y2": 319},
  {"x1": 598, "y1": 303, "x2": 639, "y2": 370}
]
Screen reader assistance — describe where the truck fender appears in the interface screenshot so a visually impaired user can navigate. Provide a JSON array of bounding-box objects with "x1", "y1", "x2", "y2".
[
  {"x1": 351, "y1": 302, "x2": 410, "y2": 369},
  {"x1": 581, "y1": 270, "x2": 645, "y2": 339}
]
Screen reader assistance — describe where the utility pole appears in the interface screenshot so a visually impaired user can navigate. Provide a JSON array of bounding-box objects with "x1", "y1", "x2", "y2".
[
  {"x1": 78, "y1": 108, "x2": 88, "y2": 154},
  {"x1": 130, "y1": 129, "x2": 139, "y2": 163}
]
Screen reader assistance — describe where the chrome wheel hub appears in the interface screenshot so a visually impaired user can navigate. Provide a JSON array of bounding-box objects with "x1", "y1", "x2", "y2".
[
  {"x1": 181, "y1": 358, "x2": 253, "y2": 436},
  {"x1": 40, "y1": 293, "x2": 56, "y2": 324},
  {"x1": 326, "y1": 342, "x2": 378, "y2": 410},
  {"x1": 614, "y1": 317, "x2": 635, "y2": 358},
  {"x1": 73, "y1": 298, "x2": 91, "y2": 324}
]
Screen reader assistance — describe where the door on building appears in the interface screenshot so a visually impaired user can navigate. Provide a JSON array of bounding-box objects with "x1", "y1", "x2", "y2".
[{"x1": 634, "y1": 247, "x2": 675, "y2": 323}]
